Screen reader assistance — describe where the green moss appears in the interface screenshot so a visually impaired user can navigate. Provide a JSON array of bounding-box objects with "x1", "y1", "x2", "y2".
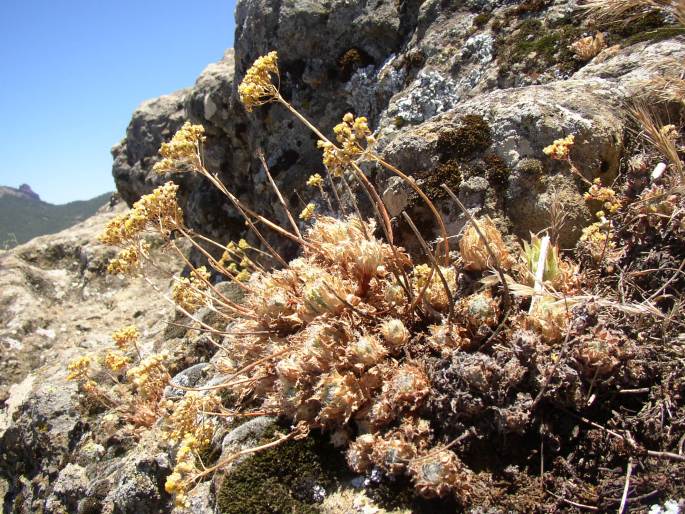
[
  {"x1": 622, "y1": 25, "x2": 685, "y2": 45},
  {"x1": 601, "y1": 10, "x2": 685, "y2": 45},
  {"x1": 485, "y1": 154, "x2": 510, "y2": 189},
  {"x1": 337, "y1": 48, "x2": 371, "y2": 81},
  {"x1": 217, "y1": 426, "x2": 350, "y2": 514},
  {"x1": 496, "y1": 20, "x2": 585, "y2": 77},
  {"x1": 437, "y1": 115, "x2": 492, "y2": 160},
  {"x1": 517, "y1": 158, "x2": 544, "y2": 175},
  {"x1": 473, "y1": 12, "x2": 492, "y2": 28},
  {"x1": 419, "y1": 159, "x2": 463, "y2": 202}
]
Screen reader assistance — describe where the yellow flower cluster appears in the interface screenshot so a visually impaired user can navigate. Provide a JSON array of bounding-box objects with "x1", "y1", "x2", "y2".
[
  {"x1": 171, "y1": 266, "x2": 211, "y2": 313},
  {"x1": 584, "y1": 178, "x2": 621, "y2": 214},
  {"x1": 218, "y1": 239, "x2": 253, "y2": 282},
  {"x1": 107, "y1": 242, "x2": 150, "y2": 275},
  {"x1": 299, "y1": 202, "x2": 316, "y2": 221},
  {"x1": 126, "y1": 352, "x2": 169, "y2": 400},
  {"x1": 104, "y1": 351, "x2": 129, "y2": 372},
  {"x1": 543, "y1": 134, "x2": 575, "y2": 161},
  {"x1": 164, "y1": 425, "x2": 213, "y2": 507},
  {"x1": 237, "y1": 51, "x2": 279, "y2": 111},
  {"x1": 580, "y1": 220, "x2": 615, "y2": 262},
  {"x1": 153, "y1": 122, "x2": 206, "y2": 174},
  {"x1": 163, "y1": 392, "x2": 221, "y2": 445},
  {"x1": 316, "y1": 113, "x2": 374, "y2": 177},
  {"x1": 306, "y1": 173, "x2": 324, "y2": 187},
  {"x1": 100, "y1": 182, "x2": 183, "y2": 245},
  {"x1": 112, "y1": 325, "x2": 140, "y2": 350},
  {"x1": 66, "y1": 356, "x2": 91, "y2": 381}
]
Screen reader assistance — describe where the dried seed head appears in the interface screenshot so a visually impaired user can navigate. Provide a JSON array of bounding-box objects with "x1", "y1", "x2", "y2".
[
  {"x1": 299, "y1": 323, "x2": 346, "y2": 373},
  {"x1": 346, "y1": 334, "x2": 388, "y2": 369},
  {"x1": 354, "y1": 240, "x2": 384, "y2": 279},
  {"x1": 371, "y1": 435, "x2": 417, "y2": 475},
  {"x1": 573, "y1": 328, "x2": 623, "y2": 377},
  {"x1": 275, "y1": 356, "x2": 305, "y2": 383},
  {"x1": 409, "y1": 450, "x2": 472, "y2": 501},
  {"x1": 464, "y1": 291, "x2": 499, "y2": 328},
  {"x1": 459, "y1": 216, "x2": 513, "y2": 271},
  {"x1": 413, "y1": 264, "x2": 457, "y2": 311},
  {"x1": 315, "y1": 371, "x2": 364, "y2": 426},
  {"x1": 379, "y1": 318, "x2": 410, "y2": 350},
  {"x1": 302, "y1": 275, "x2": 347, "y2": 318},
  {"x1": 386, "y1": 363, "x2": 431, "y2": 409},
  {"x1": 527, "y1": 296, "x2": 569, "y2": 342},
  {"x1": 384, "y1": 282, "x2": 406, "y2": 306},
  {"x1": 346, "y1": 433, "x2": 376, "y2": 473}
]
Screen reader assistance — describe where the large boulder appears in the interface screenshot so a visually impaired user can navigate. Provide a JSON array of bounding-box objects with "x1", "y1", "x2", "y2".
[{"x1": 109, "y1": 0, "x2": 685, "y2": 254}]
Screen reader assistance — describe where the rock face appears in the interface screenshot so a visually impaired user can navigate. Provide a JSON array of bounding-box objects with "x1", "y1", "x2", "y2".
[
  {"x1": 0, "y1": 200, "x2": 184, "y2": 512},
  {"x1": 111, "y1": 0, "x2": 685, "y2": 254}
]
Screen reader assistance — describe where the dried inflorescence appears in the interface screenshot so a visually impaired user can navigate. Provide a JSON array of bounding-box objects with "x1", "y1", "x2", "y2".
[
  {"x1": 153, "y1": 122, "x2": 206, "y2": 173},
  {"x1": 171, "y1": 266, "x2": 211, "y2": 313},
  {"x1": 237, "y1": 51, "x2": 280, "y2": 111},
  {"x1": 99, "y1": 182, "x2": 184, "y2": 275}
]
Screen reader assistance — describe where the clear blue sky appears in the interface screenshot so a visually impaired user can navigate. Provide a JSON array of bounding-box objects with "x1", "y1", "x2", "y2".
[{"x1": 0, "y1": 1, "x2": 236, "y2": 204}]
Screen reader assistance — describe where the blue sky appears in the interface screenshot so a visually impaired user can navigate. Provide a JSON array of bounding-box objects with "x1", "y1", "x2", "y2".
[{"x1": 0, "y1": 1, "x2": 236, "y2": 204}]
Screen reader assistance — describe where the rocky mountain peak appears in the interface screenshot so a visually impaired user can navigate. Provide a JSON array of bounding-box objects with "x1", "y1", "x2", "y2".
[{"x1": 17, "y1": 184, "x2": 40, "y2": 201}]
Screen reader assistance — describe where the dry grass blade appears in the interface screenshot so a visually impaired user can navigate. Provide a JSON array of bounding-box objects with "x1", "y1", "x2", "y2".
[
  {"x1": 581, "y1": 0, "x2": 685, "y2": 26},
  {"x1": 257, "y1": 148, "x2": 303, "y2": 240},
  {"x1": 629, "y1": 102, "x2": 683, "y2": 177},
  {"x1": 441, "y1": 184, "x2": 512, "y2": 310},
  {"x1": 402, "y1": 211, "x2": 455, "y2": 324}
]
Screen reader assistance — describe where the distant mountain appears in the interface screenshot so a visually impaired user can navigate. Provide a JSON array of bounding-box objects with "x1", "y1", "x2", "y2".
[{"x1": 0, "y1": 186, "x2": 113, "y2": 249}]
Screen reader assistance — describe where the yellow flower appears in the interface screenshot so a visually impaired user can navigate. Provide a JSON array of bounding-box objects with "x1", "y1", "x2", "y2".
[
  {"x1": 171, "y1": 266, "x2": 211, "y2": 313},
  {"x1": 104, "y1": 351, "x2": 129, "y2": 372},
  {"x1": 236, "y1": 269, "x2": 251, "y2": 282},
  {"x1": 543, "y1": 134, "x2": 575, "y2": 161},
  {"x1": 237, "y1": 51, "x2": 280, "y2": 111},
  {"x1": 152, "y1": 122, "x2": 205, "y2": 174},
  {"x1": 112, "y1": 325, "x2": 140, "y2": 350},
  {"x1": 307, "y1": 173, "x2": 324, "y2": 187},
  {"x1": 66, "y1": 356, "x2": 91, "y2": 381},
  {"x1": 299, "y1": 203, "x2": 316, "y2": 221},
  {"x1": 99, "y1": 182, "x2": 184, "y2": 246}
]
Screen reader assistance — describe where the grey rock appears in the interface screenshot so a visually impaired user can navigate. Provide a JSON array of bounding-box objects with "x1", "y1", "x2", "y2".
[
  {"x1": 103, "y1": 439, "x2": 172, "y2": 514},
  {"x1": 382, "y1": 176, "x2": 411, "y2": 218},
  {"x1": 112, "y1": 91, "x2": 189, "y2": 205},
  {"x1": 171, "y1": 481, "x2": 214, "y2": 514},
  {"x1": 381, "y1": 77, "x2": 626, "y2": 246},
  {"x1": 46, "y1": 463, "x2": 88, "y2": 513},
  {"x1": 220, "y1": 416, "x2": 277, "y2": 462},
  {"x1": 164, "y1": 362, "x2": 212, "y2": 398}
]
